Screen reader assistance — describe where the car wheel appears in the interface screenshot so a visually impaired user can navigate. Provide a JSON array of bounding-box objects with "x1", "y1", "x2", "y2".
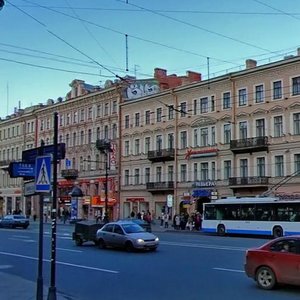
[
  {"x1": 256, "y1": 266, "x2": 277, "y2": 290},
  {"x1": 98, "y1": 239, "x2": 106, "y2": 249},
  {"x1": 125, "y1": 241, "x2": 134, "y2": 252},
  {"x1": 75, "y1": 238, "x2": 83, "y2": 246},
  {"x1": 272, "y1": 226, "x2": 283, "y2": 238},
  {"x1": 217, "y1": 224, "x2": 226, "y2": 236}
]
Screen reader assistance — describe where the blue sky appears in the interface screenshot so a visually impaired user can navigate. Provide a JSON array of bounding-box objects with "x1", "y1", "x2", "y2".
[{"x1": 1, "y1": 0, "x2": 300, "y2": 118}]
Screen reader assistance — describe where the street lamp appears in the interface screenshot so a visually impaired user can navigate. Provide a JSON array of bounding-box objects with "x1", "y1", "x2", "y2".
[{"x1": 96, "y1": 139, "x2": 112, "y2": 223}]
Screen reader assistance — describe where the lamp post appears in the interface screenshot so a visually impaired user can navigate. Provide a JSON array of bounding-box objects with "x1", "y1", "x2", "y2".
[{"x1": 96, "y1": 139, "x2": 112, "y2": 223}]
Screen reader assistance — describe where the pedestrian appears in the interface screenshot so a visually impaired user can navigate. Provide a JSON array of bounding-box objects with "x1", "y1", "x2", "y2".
[
  {"x1": 33, "y1": 213, "x2": 37, "y2": 222},
  {"x1": 163, "y1": 213, "x2": 169, "y2": 228},
  {"x1": 175, "y1": 214, "x2": 180, "y2": 230}
]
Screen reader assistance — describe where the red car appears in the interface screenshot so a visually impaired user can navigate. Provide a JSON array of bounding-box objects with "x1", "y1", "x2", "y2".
[{"x1": 244, "y1": 236, "x2": 300, "y2": 290}]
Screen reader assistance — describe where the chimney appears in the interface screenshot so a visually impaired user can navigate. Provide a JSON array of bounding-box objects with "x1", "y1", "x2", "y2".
[
  {"x1": 186, "y1": 71, "x2": 201, "y2": 82},
  {"x1": 245, "y1": 59, "x2": 257, "y2": 69},
  {"x1": 154, "y1": 68, "x2": 167, "y2": 80}
]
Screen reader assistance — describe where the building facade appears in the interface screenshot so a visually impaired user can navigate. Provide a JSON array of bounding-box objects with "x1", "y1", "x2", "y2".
[{"x1": 119, "y1": 51, "x2": 300, "y2": 219}]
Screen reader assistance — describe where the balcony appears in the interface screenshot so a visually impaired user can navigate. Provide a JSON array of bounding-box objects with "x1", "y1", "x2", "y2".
[
  {"x1": 61, "y1": 169, "x2": 79, "y2": 180},
  {"x1": 147, "y1": 148, "x2": 175, "y2": 163},
  {"x1": 146, "y1": 181, "x2": 174, "y2": 193},
  {"x1": 230, "y1": 136, "x2": 268, "y2": 154},
  {"x1": 229, "y1": 176, "x2": 269, "y2": 188}
]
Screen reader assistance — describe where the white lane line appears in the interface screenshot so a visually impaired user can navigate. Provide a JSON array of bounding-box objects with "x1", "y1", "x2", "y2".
[
  {"x1": 161, "y1": 241, "x2": 247, "y2": 251},
  {"x1": 0, "y1": 265, "x2": 13, "y2": 269},
  {"x1": 8, "y1": 238, "x2": 36, "y2": 243},
  {"x1": 0, "y1": 251, "x2": 119, "y2": 274},
  {"x1": 56, "y1": 248, "x2": 82, "y2": 253},
  {"x1": 213, "y1": 267, "x2": 245, "y2": 273},
  {"x1": 12, "y1": 235, "x2": 31, "y2": 239}
]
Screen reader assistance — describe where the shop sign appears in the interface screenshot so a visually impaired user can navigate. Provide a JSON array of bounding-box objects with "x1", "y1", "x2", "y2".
[
  {"x1": 185, "y1": 148, "x2": 218, "y2": 160},
  {"x1": 126, "y1": 197, "x2": 145, "y2": 202},
  {"x1": 192, "y1": 180, "x2": 216, "y2": 188},
  {"x1": 167, "y1": 194, "x2": 173, "y2": 208},
  {"x1": 110, "y1": 143, "x2": 117, "y2": 171}
]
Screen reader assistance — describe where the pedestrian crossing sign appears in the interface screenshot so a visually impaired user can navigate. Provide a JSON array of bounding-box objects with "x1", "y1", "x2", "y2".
[{"x1": 35, "y1": 155, "x2": 52, "y2": 192}]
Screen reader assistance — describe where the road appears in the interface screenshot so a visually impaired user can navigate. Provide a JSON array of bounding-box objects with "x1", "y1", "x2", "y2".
[{"x1": 0, "y1": 223, "x2": 299, "y2": 300}]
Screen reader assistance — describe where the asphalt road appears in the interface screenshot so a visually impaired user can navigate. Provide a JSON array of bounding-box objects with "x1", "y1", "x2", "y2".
[{"x1": 0, "y1": 223, "x2": 299, "y2": 300}]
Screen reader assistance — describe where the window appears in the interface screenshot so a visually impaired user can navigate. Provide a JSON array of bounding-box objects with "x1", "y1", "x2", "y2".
[
  {"x1": 168, "y1": 165, "x2": 174, "y2": 182},
  {"x1": 145, "y1": 167, "x2": 150, "y2": 183},
  {"x1": 73, "y1": 132, "x2": 76, "y2": 146},
  {"x1": 238, "y1": 88, "x2": 247, "y2": 106},
  {"x1": 257, "y1": 157, "x2": 265, "y2": 177},
  {"x1": 156, "y1": 135, "x2": 162, "y2": 150},
  {"x1": 180, "y1": 131, "x2": 187, "y2": 149},
  {"x1": 294, "y1": 154, "x2": 300, "y2": 175},
  {"x1": 156, "y1": 166, "x2": 162, "y2": 182},
  {"x1": 223, "y1": 92, "x2": 231, "y2": 109},
  {"x1": 112, "y1": 124, "x2": 117, "y2": 139},
  {"x1": 87, "y1": 155, "x2": 91, "y2": 171},
  {"x1": 59, "y1": 115, "x2": 63, "y2": 126},
  {"x1": 292, "y1": 76, "x2": 300, "y2": 96},
  {"x1": 211, "y1": 95, "x2": 215, "y2": 112},
  {"x1": 200, "y1": 97, "x2": 208, "y2": 113},
  {"x1": 211, "y1": 162, "x2": 216, "y2": 180},
  {"x1": 97, "y1": 104, "x2": 101, "y2": 117},
  {"x1": 200, "y1": 128, "x2": 208, "y2": 146},
  {"x1": 72, "y1": 157, "x2": 76, "y2": 169},
  {"x1": 88, "y1": 107, "x2": 92, "y2": 119},
  {"x1": 180, "y1": 164, "x2": 187, "y2": 182},
  {"x1": 274, "y1": 116, "x2": 283, "y2": 137},
  {"x1": 80, "y1": 131, "x2": 84, "y2": 144},
  {"x1": 168, "y1": 105, "x2": 174, "y2": 120},
  {"x1": 124, "y1": 170, "x2": 130, "y2": 185},
  {"x1": 167, "y1": 133, "x2": 174, "y2": 149},
  {"x1": 145, "y1": 137, "x2": 150, "y2": 153},
  {"x1": 124, "y1": 141, "x2": 129, "y2": 156},
  {"x1": 79, "y1": 156, "x2": 84, "y2": 171},
  {"x1": 180, "y1": 102, "x2": 187, "y2": 117},
  {"x1": 200, "y1": 162, "x2": 209, "y2": 180},
  {"x1": 256, "y1": 119, "x2": 265, "y2": 137},
  {"x1": 80, "y1": 109, "x2": 85, "y2": 121},
  {"x1": 104, "y1": 125, "x2": 109, "y2": 139},
  {"x1": 273, "y1": 81, "x2": 282, "y2": 100},
  {"x1": 275, "y1": 155, "x2": 284, "y2": 177},
  {"x1": 96, "y1": 127, "x2": 100, "y2": 140},
  {"x1": 104, "y1": 103, "x2": 109, "y2": 115},
  {"x1": 194, "y1": 129, "x2": 199, "y2": 147},
  {"x1": 73, "y1": 111, "x2": 78, "y2": 123},
  {"x1": 193, "y1": 99, "x2": 198, "y2": 115},
  {"x1": 224, "y1": 124, "x2": 231, "y2": 144},
  {"x1": 193, "y1": 163, "x2": 198, "y2": 181},
  {"x1": 135, "y1": 113, "x2": 140, "y2": 127},
  {"x1": 112, "y1": 100, "x2": 117, "y2": 113},
  {"x1": 156, "y1": 108, "x2": 162, "y2": 122},
  {"x1": 134, "y1": 169, "x2": 140, "y2": 185},
  {"x1": 255, "y1": 84, "x2": 264, "y2": 103},
  {"x1": 134, "y1": 139, "x2": 140, "y2": 155},
  {"x1": 125, "y1": 115, "x2": 130, "y2": 129},
  {"x1": 66, "y1": 134, "x2": 70, "y2": 147},
  {"x1": 239, "y1": 121, "x2": 247, "y2": 139},
  {"x1": 240, "y1": 159, "x2": 248, "y2": 177},
  {"x1": 211, "y1": 126, "x2": 216, "y2": 145},
  {"x1": 145, "y1": 110, "x2": 151, "y2": 125},
  {"x1": 293, "y1": 113, "x2": 300, "y2": 135}
]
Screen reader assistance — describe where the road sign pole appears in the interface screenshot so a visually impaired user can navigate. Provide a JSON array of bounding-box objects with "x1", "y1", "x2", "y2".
[
  {"x1": 48, "y1": 112, "x2": 58, "y2": 300},
  {"x1": 36, "y1": 140, "x2": 45, "y2": 300}
]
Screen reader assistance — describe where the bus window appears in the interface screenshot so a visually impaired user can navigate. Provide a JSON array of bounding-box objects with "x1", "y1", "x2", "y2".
[{"x1": 204, "y1": 205, "x2": 216, "y2": 220}]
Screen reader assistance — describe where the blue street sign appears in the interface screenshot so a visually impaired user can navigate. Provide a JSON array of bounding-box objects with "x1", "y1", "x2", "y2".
[
  {"x1": 22, "y1": 143, "x2": 66, "y2": 163},
  {"x1": 8, "y1": 162, "x2": 35, "y2": 178},
  {"x1": 35, "y1": 155, "x2": 52, "y2": 193}
]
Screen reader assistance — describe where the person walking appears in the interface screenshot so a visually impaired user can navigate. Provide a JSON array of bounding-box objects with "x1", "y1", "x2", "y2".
[{"x1": 163, "y1": 213, "x2": 169, "y2": 228}]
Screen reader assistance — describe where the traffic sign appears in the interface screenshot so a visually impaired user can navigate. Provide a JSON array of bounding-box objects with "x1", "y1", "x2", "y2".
[
  {"x1": 8, "y1": 162, "x2": 35, "y2": 178},
  {"x1": 22, "y1": 143, "x2": 66, "y2": 163},
  {"x1": 24, "y1": 180, "x2": 37, "y2": 196},
  {"x1": 35, "y1": 155, "x2": 52, "y2": 193}
]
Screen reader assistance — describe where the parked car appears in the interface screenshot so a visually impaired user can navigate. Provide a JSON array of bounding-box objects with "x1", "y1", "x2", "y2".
[
  {"x1": 244, "y1": 235, "x2": 300, "y2": 290},
  {"x1": 0, "y1": 215, "x2": 30, "y2": 229},
  {"x1": 118, "y1": 218, "x2": 152, "y2": 232},
  {"x1": 96, "y1": 221, "x2": 159, "y2": 252}
]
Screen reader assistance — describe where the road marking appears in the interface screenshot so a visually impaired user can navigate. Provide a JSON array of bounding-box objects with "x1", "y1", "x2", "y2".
[
  {"x1": 57, "y1": 248, "x2": 82, "y2": 253},
  {"x1": 12, "y1": 235, "x2": 31, "y2": 238},
  {"x1": 0, "y1": 251, "x2": 119, "y2": 274},
  {"x1": 161, "y1": 241, "x2": 247, "y2": 251},
  {"x1": 8, "y1": 238, "x2": 36, "y2": 243},
  {"x1": 213, "y1": 267, "x2": 245, "y2": 273}
]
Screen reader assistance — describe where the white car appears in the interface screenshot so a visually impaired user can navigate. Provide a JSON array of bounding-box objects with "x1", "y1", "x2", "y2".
[{"x1": 96, "y1": 221, "x2": 159, "y2": 252}]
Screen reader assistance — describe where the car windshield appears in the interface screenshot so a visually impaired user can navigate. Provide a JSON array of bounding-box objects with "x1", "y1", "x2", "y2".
[
  {"x1": 13, "y1": 215, "x2": 26, "y2": 219},
  {"x1": 122, "y1": 224, "x2": 145, "y2": 234}
]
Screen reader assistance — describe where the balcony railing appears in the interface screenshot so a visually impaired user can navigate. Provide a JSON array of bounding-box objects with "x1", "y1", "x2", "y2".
[
  {"x1": 147, "y1": 148, "x2": 175, "y2": 162},
  {"x1": 61, "y1": 169, "x2": 79, "y2": 180},
  {"x1": 230, "y1": 136, "x2": 268, "y2": 154},
  {"x1": 146, "y1": 181, "x2": 174, "y2": 192},
  {"x1": 229, "y1": 176, "x2": 269, "y2": 187}
]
